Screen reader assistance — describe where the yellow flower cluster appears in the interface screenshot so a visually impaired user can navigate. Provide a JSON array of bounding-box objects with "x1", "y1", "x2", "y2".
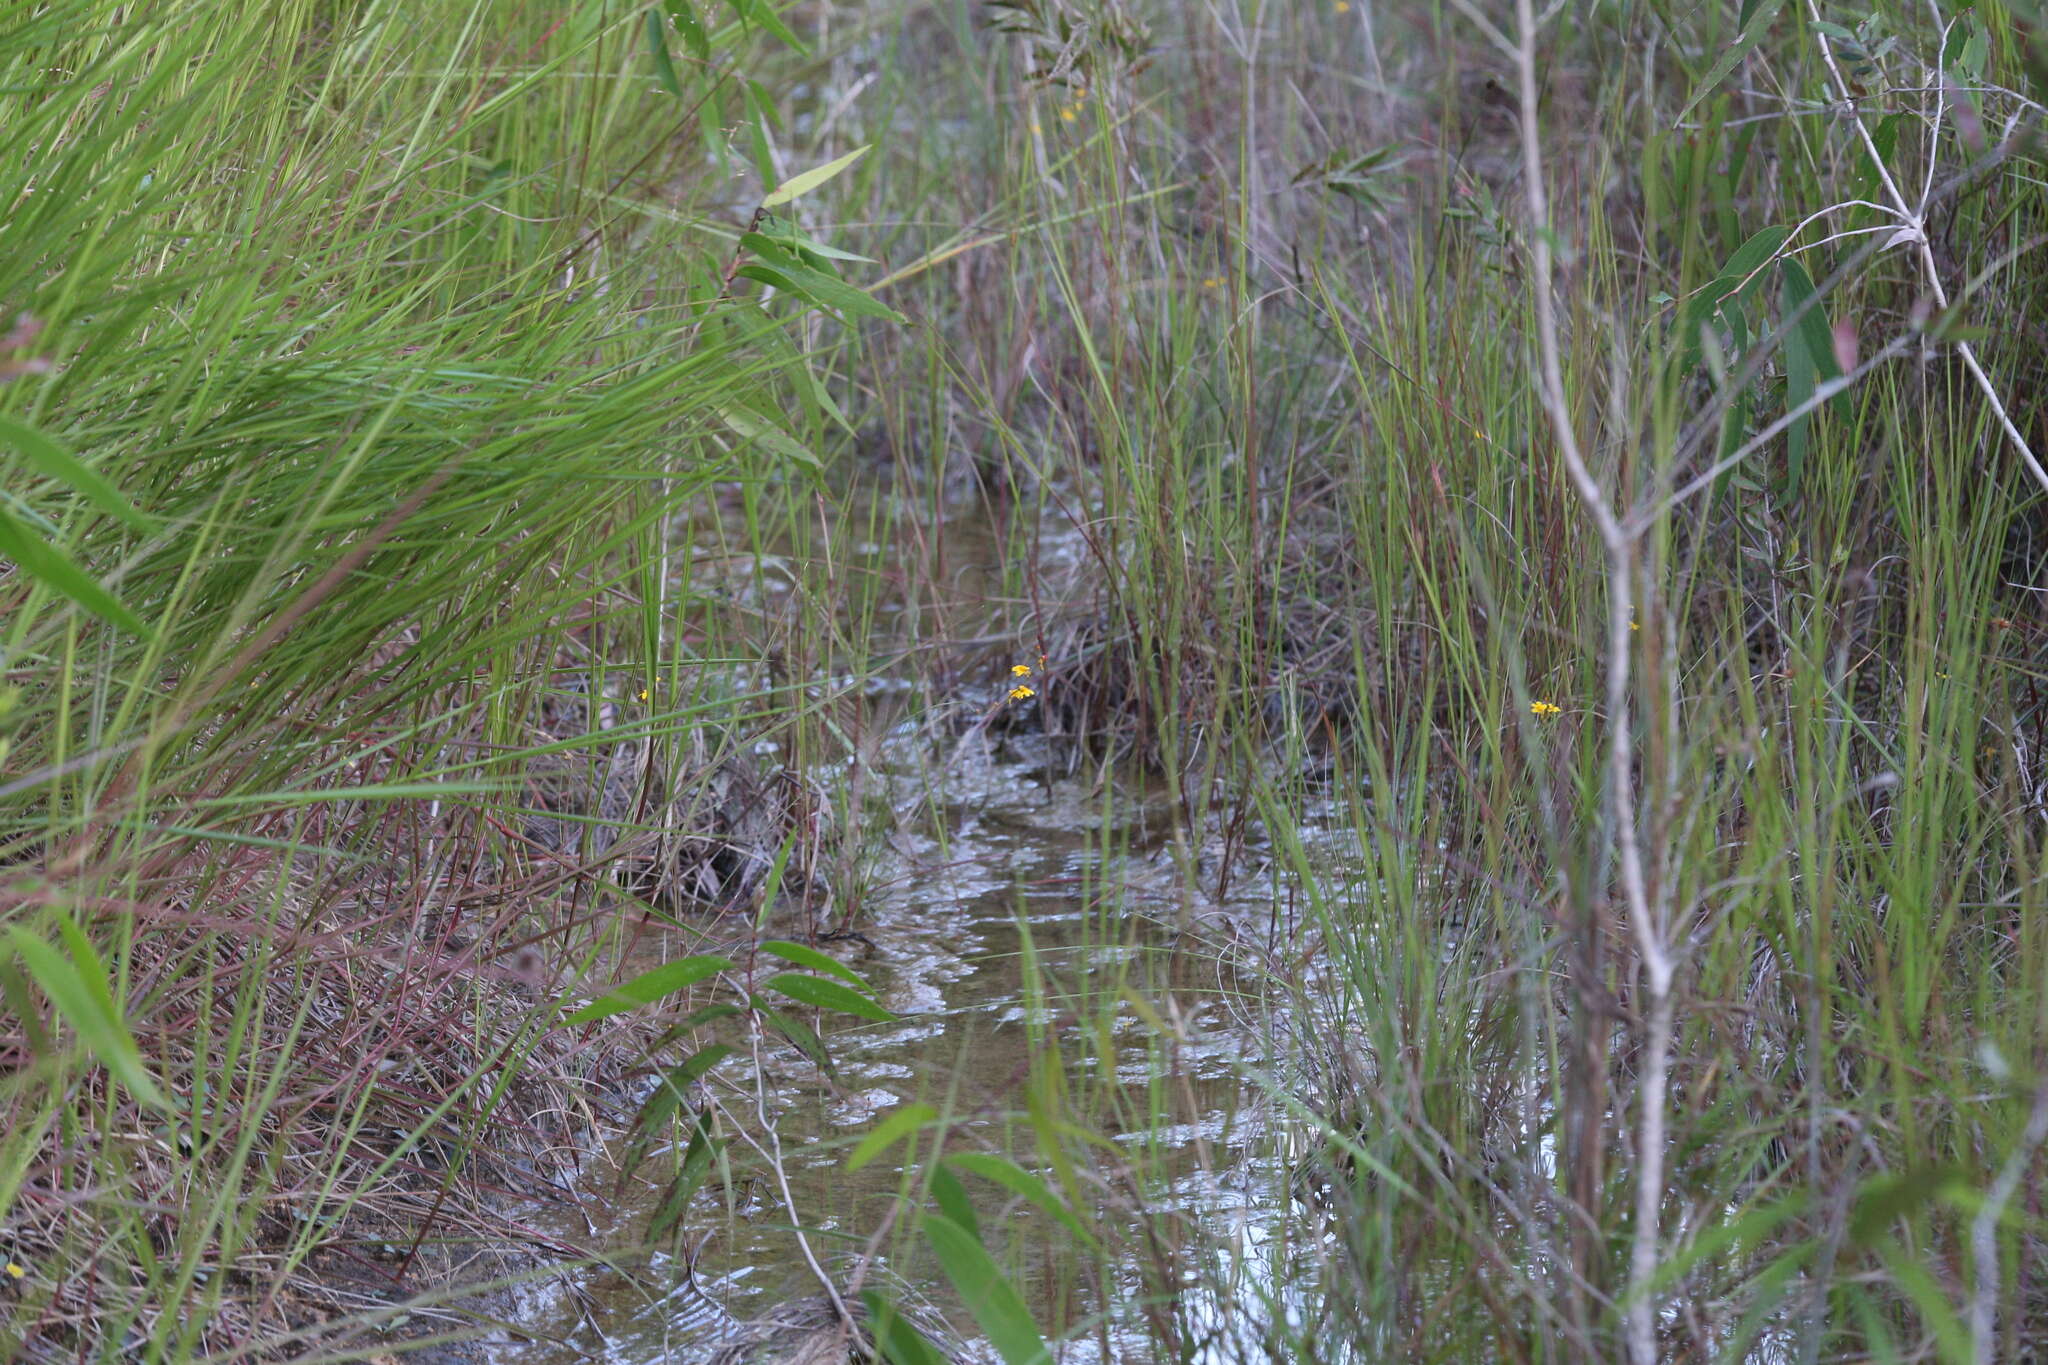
[
  {"x1": 1008, "y1": 662, "x2": 1037, "y2": 702},
  {"x1": 1529, "y1": 701, "x2": 1561, "y2": 717}
]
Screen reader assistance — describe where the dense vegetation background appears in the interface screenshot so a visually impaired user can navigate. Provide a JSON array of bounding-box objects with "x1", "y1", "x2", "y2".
[{"x1": 4, "y1": 0, "x2": 2048, "y2": 1360}]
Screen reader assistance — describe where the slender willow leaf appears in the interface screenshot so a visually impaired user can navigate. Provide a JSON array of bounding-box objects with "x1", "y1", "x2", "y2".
[
  {"x1": 864, "y1": 1291, "x2": 952, "y2": 1365},
  {"x1": 625, "y1": 1044, "x2": 736, "y2": 1172},
  {"x1": 1678, "y1": 224, "x2": 1792, "y2": 372},
  {"x1": 1779, "y1": 259, "x2": 1845, "y2": 409},
  {"x1": 751, "y1": 998, "x2": 835, "y2": 1077},
  {"x1": 758, "y1": 939, "x2": 873, "y2": 991},
  {"x1": 930, "y1": 1163, "x2": 978, "y2": 1242},
  {"x1": 847, "y1": 1102, "x2": 939, "y2": 1172},
  {"x1": 648, "y1": 1110, "x2": 721, "y2": 1240},
  {"x1": 762, "y1": 144, "x2": 869, "y2": 208},
  {"x1": 559, "y1": 954, "x2": 733, "y2": 1025},
  {"x1": 724, "y1": 0, "x2": 808, "y2": 52},
  {"x1": 947, "y1": 1152, "x2": 1100, "y2": 1252},
  {"x1": 765, "y1": 971, "x2": 894, "y2": 1022},
  {"x1": 645, "y1": 9, "x2": 684, "y2": 98},
  {"x1": 718, "y1": 406, "x2": 820, "y2": 468},
  {"x1": 1677, "y1": 0, "x2": 1783, "y2": 119},
  {"x1": 663, "y1": 0, "x2": 709, "y2": 61},
  {"x1": 922, "y1": 1214, "x2": 1052, "y2": 1365},
  {"x1": 737, "y1": 259, "x2": 904, "y2": 324}
]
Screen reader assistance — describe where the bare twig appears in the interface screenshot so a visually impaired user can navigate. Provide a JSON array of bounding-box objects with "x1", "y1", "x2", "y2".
[
  {"x1": 1509, "y1": 5, "x2": 1675, "y2": 1360},
  {"x1": 1969, "y1": 1076, "x2": 2048, "y2": 1365},
  {"x1": 1805, "y1": 0, "x2": 2048, "y2": 497}
]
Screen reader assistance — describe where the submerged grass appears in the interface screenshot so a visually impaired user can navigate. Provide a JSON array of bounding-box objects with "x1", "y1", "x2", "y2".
[{"x1": 7, "y1": 0, "x2": 2048, "y2": 1360}]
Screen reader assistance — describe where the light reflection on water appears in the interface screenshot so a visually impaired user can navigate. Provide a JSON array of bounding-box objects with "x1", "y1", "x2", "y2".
[{"x1": 503, "y1": 743, "x2": 1322, "y2": 1364}]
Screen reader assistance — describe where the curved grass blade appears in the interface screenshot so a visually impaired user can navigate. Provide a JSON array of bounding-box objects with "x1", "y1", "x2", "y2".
[
  {"x1": 8, "y1": 921, "x2": 175, "y2": 1115},
  {"x1": 847, "y1": 1102, "x2": 938, "y2": 1172},
  {"x1": 758, "y1": 938, "x2": 874, "y2": 991},
  {"x1": 946, "y1": 1152, "x2": 1100, "y2": 1252},
  {"x1": 921, "y1": 1213, "x2": 1052, "y2": 1365},
  {"x1": 764, "y1": 970, "x2": 893, "y2": 1022},
  {"x1": 0, "y1": 505, "x2": 152, "y2": 639},
  {"x1": 559, "y1": 954, "x2": 733, "y2": 1025}
]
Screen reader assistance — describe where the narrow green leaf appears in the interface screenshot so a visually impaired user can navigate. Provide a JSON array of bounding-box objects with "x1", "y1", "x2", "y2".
[
  {"x1": 1646, "y1": 1190, "x2": 1809, "y2": 1293},
  {"x1": 664, "y1": 0, "x2": 710, "y2": 61},
  {"x1": 8, "y1": 924, "x2": 175, "y2": 1115},
  {"x1": 718, "y1": 406, "x2": 821, "y2": 469},
  {"x1": 930, "y1": 1163, "x2": 978, "y2": 1242},
  {"x1": 1874, "y1": 1238, "x2": 1973, "y2": 1363},
  {"x1": 559, "y1": 954, "x2": 733, "y2": 1025},
  {"x1": 847, "y1": 1102, "x2": 939, "y2": 1172},
  {"x1": 625, "y1": 1044, "x2": 735, "y2": 1172},
  {"x1": 1678, "y1": 225, "x2": 1792, "y2": 372},
  {"x1": 0, "y1": 414, "x2": 155, "y2": 532},
  {"x1": 756, "y1": 216, "x2": 876, "y2": 263},
  {"x1": 660, "y1": 1042, "x2": 737, "y2": 1095},
  {"x1": 1850, "y1": 1166, "x2": 1970, "y2": 1248},
  {"x1": 758, "y1": 939, "x2": 873, "y2": 991},
  {"x1": 761, "y1": 144, "x2": 870, "y2": 208},
  {"x1": 921, "y1": 1214, "x2": 1052, "y2": 1365},
  {"x1": 725, "y1": 0, "x2": 808, "y2": 55},
  {"x1": 1779, "y1": 259, "x2": 1844, "y2": 399},
  {"x1": 1677, "y1": 0, "x2": 1783, "y2": 120},
  {"x1": 1721, "y1": 225, "x2": 1792, "y2": 303},
  {"x1": 751, "y1": 999, "x2": 836, "y2": 1077},
  {"x1": 863, "y1": 1291, "x2": 953, "y2": 1365},
  {"x1": 764, "y1": 971, "x2": 894, "y2": 1022},
  {"x1": 645, "y1": 9, "x2": 684, "y2": 98},
  {"x1": 648, "y1": 1110, "x2": 721, "y2": 1240},
  {"x1": 645, "y1": 1001, "x2": 746, "y2": 1053},
  {"x1": 737, "y1": 258, "x2": 904, "y2": 324},
  {"x1": 946, "y1": 1152, "x2": 1101, "y2": 1252},
  {"x1": 0, "y1": 505, "x2": 151, "y2": 639}
]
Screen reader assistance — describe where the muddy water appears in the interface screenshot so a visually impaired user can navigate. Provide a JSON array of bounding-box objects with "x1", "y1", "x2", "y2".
[{"x1": 505, "y1": 735, "x2": 1308, "y2": 1364}]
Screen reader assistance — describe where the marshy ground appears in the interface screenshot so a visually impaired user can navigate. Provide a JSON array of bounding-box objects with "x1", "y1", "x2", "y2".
[{"x1": 5, "y1": 1, "x2": 2048, "y2": 1361}]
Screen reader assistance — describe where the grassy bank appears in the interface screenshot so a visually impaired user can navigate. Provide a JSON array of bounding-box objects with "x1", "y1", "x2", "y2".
[
  {"x1": 6, "y1": 0, "x2": 2048, "y2": 1360},
  {"x1": 0, "y1": 0, "x2": 864, "y2": 1355}
]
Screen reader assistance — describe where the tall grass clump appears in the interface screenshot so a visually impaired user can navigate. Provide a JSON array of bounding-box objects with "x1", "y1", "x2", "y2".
[
  {"x1": 0, "y1": 0, "x2": 881, "y2": 1356},
  {"x1": 779, "y1": 0, "x2": 2048, "y2": 1360}
]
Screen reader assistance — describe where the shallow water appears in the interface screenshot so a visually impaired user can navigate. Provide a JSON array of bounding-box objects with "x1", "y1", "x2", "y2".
[{"x1": 504, "y1": 732, "x2": 1309, "y2": 1364}]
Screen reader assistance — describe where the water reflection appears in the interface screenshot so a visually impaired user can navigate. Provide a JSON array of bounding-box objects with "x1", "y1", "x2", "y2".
[{"x1": 505, "y1": 744, "x2": 1309, "y2": 1364}]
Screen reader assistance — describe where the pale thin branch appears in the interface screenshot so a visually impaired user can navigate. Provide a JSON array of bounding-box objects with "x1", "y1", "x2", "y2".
[
  {"x1": 1970, "y1": 1077, "x2": 2048, "y2": 1365},
  {"x1": 1806, "y1": 0, "x2": 2048, "y2": 497},
  {"x1": 1509, "y1": 4, "x2": 1675, "y2": 1361}
]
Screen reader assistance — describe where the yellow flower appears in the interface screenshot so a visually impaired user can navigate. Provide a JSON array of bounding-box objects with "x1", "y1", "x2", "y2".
[
  {"x1": 1530, "y1": 701, "x2": 1561, "y2": 717},
  {"x1": 1335, "y1": 0, "x2": 1351, "y2": 10},
  {"x1": 637, "y1": 689, "x2": 650, "y2": 702},
  {"x1": 1030, "y1": 120, "x2": 1042, "y2": 135},
  {"x1": 1201, "y1": 276, "x2": 1223, "y2": 289},
  {"x1": 4, "y1": 1261, "x2": 23, "y2": 1279},
  {"x1": 1060, "y1": 106, "x2": 1077, "y2": 122},
  {"x1": 1011, "y1": 664, "x2": 1032, "y2": 677},
  {"x1": 1008, "y1": 685, "x2": 1037, "y2": 702}
]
